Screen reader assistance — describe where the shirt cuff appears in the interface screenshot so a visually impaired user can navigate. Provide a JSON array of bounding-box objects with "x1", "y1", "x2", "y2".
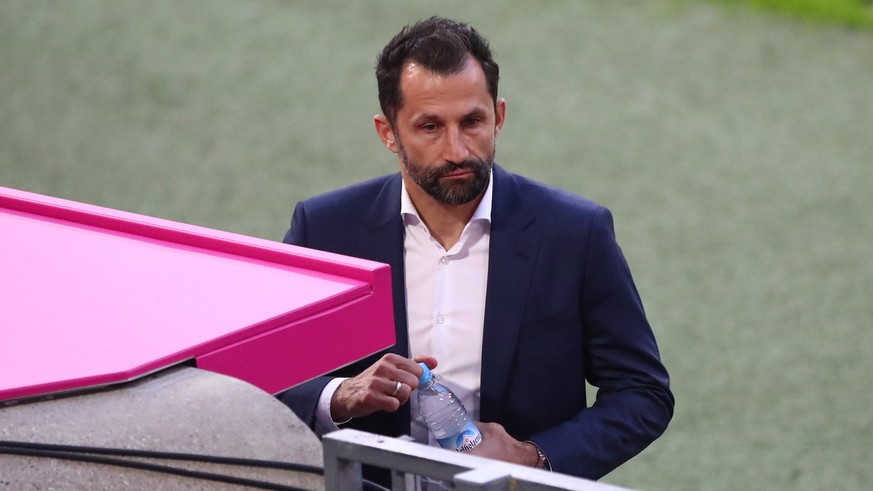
[{"x1": 314, "y1": 377, "x2": 350, "y2": 437}]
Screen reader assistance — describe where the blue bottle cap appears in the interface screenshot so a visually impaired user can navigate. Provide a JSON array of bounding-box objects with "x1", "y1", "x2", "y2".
[{"x1": 418, "y1": 362, "x2": 433, "y2": 385}]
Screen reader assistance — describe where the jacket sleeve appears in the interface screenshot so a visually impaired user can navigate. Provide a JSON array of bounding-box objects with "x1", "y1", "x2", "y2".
[{"x1": 533, "y1": 206, "x2": 674, "y2": 479}]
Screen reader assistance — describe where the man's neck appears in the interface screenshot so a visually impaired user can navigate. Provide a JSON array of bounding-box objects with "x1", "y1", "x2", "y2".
[{"x1": 407, "y1": 187, "x2": 482, "y2": 250}]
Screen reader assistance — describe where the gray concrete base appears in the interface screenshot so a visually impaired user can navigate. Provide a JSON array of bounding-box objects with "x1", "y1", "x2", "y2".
[{"x1": 0, "y1": 366, "x2": 323, "y2": 490}]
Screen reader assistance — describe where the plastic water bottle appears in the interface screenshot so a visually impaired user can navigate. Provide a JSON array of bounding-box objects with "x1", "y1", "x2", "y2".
[{"x1": 416, "y1": 362, "x2": 482, "y2": 452}]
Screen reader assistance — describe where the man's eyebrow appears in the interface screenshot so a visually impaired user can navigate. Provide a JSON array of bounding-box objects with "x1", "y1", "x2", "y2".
[
  {"x1": 411, "y1": 106, "x2": 490, "y2": 125},
  {"x1": 411, "y1": 113, "x2": 444, "y2": 125},
  {"x1": 465, "y1": 106, "x2": 489, "y2": 118}
]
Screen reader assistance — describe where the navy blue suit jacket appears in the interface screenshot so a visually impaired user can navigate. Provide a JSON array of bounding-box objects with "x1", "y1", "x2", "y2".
[{"x1": 279, "y1": 164, "x2": 673, "y2": 480}]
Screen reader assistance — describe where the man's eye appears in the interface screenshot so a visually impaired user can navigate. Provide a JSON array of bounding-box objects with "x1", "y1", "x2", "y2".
[
  {"x1": 464, "y1": 118, "x2": 482, "y2": 128},
  {"x1": 421, "y1": 124, "x2": 439, "y2": 132}
]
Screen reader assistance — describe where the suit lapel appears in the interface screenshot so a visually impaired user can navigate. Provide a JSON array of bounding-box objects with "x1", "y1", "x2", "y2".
[{"x1": 480, "y1": 166, "x2": 538, "y2": 421}]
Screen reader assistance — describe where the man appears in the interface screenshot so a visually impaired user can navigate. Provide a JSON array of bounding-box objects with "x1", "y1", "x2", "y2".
[{"x1": 279, "y1": 16, "x2": 673, "y2": 481}]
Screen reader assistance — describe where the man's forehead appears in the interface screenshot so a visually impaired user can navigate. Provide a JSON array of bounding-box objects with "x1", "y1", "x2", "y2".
[
  {"x1": 401, "y1": 60, "x2": 427, "y2": 78},
  {"x1": 397, "y1": 56, "x2": 490, "y2": 109},
  {"x1": 400, "y1": 55, "x2": 483, "y2": 83}
]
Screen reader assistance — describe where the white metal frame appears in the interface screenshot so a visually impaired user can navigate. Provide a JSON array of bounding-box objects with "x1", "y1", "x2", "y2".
[{"x1": 323, "y1": 429, "x2": 634, "y2": 491}]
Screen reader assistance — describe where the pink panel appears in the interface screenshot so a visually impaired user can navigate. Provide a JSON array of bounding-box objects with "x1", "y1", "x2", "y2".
[
  {"x1": 197, "y1": 278, "x2": 396, "y2": 394},
  {"x1": 0, "y1": 186, "x2": 395, "y2": 402}
]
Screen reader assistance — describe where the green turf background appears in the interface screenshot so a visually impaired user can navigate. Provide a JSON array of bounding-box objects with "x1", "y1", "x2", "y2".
[{"x1": 2, "y1": 1, "x2": 872, "y2": 489}]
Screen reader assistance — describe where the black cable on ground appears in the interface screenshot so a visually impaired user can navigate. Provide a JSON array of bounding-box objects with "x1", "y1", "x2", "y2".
[
  {"x1": 0, "y1": 440, "x2": 323, "y2": 475},
  {"x1": 0, "y1": 441, "x2": 315, "y2": 491},
  {"x1": 1, "y1": 439, "x2": 398, "y2": 490}
]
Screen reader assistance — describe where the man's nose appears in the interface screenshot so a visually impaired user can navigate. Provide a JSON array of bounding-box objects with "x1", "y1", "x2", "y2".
[{"x1": 443, "y1": 128, "x2": 470, "y2": 164}]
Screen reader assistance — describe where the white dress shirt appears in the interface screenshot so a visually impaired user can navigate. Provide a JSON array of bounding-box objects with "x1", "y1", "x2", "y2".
[
  {"x1": 314, "y1": 172, "x2": 493, "y2": 444},
  {"x1": 404, "y1": 175, "x2": 492, "y2": 445}
]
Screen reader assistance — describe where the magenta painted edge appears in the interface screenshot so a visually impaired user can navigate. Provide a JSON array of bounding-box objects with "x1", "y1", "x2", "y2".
[
  {"x1": 0, "y1": 186, "x2": 386, "y2": 281},
  {"x1": 198, "y1": 268, "x2": 396, "y2": 394}
]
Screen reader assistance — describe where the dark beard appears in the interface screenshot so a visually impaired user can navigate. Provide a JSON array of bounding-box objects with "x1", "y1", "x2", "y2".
[{"x1": 398, "y1": 142, "x2": 494, "y2": 205}]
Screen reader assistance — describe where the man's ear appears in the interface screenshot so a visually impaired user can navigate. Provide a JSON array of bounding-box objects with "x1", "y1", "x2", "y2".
[
  {"x1": 493, "y1": 98, "x2": 507, "y2": 138},
  {"x1": 374, "y1": 115, "x2": 399, "y2": 153}
]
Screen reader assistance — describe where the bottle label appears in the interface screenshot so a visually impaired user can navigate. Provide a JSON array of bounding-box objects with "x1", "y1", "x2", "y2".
[{"x1": 437, "y1": 420, "x2": 482, "y2": 452}]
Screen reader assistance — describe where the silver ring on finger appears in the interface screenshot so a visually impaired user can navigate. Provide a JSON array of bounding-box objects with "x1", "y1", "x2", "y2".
[{"x1": 391, "y1": 380, "x2": 402, "y2": 397}]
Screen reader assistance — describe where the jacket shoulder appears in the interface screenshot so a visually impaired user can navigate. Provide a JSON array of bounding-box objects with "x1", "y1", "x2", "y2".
[
  {"x1": 304, "y1": 173, "x2": 397, "y2": 203},
  {"x1": 299, "y1": 173, "x2": 397, "y2": 216},
  {"x1": 496, "y1": 167, "x2": 606, "y2": 223}
]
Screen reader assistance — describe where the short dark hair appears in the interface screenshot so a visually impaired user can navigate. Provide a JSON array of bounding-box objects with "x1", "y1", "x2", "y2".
[{"x1": 376, "y1": 16, "x2": 500, "y2": 126}]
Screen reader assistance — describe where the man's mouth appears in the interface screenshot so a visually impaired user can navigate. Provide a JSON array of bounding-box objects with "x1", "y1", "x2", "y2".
[{"x1": 442, "y1": 167, "x2": 473, "y2": 179}]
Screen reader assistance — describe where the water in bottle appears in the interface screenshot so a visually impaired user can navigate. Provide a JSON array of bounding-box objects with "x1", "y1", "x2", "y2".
[{"x1": 416, "y1": 362, "x2": 482, "y2": 452}]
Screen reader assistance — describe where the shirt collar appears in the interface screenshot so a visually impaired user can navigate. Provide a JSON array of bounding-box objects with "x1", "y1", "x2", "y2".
[{"x1": 401, "y1": 169, "x2": 494, "y2": 225}]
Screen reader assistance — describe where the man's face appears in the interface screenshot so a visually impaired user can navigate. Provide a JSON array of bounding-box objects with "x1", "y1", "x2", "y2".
[
  {"x1": 396, "y1": 134, "x2": 494, "y2": 205},
  {"x1": 383, "y1": 56, "x2": 505, "y2": 206}
]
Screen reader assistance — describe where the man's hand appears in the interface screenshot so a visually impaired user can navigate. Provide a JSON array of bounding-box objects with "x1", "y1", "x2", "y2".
[
  {"x1": 330, "y1": 354, "x2": 437, "y2": 422},
  {"x1": 469, "y1": 422, "x2": 541, "y2": 468}
]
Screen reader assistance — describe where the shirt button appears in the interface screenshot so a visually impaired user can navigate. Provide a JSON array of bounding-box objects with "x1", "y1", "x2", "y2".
[
  {"x1": 437, "y1": 314, "x2": 445, "y2": 324},
  {"x1": 440, "y1": 256, "x2": 449, "y2": 265}
]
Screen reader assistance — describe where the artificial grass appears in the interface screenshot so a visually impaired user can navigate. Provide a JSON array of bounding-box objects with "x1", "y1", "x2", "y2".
[
  {"x1": 2, "y1": 1, "x2": 872, "y2": 490},
  {"x1": 714, "y1": 0, "x2": 873, "y2": 29}
]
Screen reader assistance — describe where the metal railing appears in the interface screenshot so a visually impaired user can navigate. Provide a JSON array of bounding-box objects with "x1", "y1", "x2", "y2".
[{"x1": 323, "y1": 429, "x2": 634, "y2": 491}]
